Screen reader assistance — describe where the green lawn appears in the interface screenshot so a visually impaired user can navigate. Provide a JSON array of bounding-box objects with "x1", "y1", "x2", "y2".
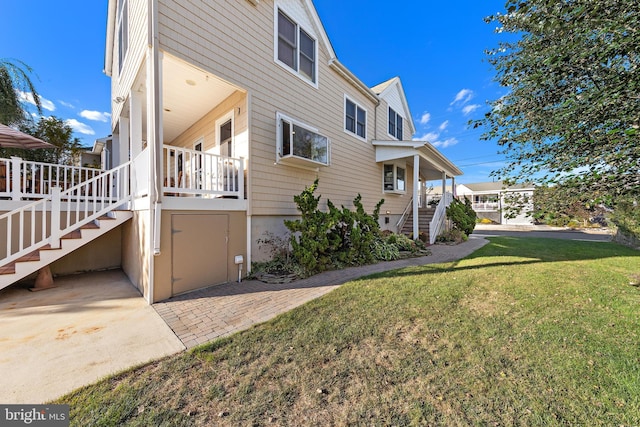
[{"x1": 59, "y1": 237, "x2": 640, "y2": 426}]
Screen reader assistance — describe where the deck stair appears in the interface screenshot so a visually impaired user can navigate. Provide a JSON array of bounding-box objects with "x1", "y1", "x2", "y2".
[
  {"x1": 0, "y1": 211, "x2": 132, "y2": 289},
  {"x1": 400, "y1": 208, "x2": 435, "y2": 238},
  {"x1": 0, "y1": 161, "x2": 132, "y2": 291}
]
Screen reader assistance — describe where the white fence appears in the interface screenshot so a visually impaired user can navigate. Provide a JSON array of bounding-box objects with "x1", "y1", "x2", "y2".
[{"x1": 0, "y1": 157, "x2": 103, "y2": 201}]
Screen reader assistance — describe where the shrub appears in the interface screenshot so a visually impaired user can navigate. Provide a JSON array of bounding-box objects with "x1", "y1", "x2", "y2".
[
  {"x1": 285, "y1": 179, "x2": 385, "y2": 276},
  {"x1": 437, "y1": 229, "x2": 468, "y2": 244},
  {"x1": 446, "y1": 197, "x2": 477, "y2": 236}
]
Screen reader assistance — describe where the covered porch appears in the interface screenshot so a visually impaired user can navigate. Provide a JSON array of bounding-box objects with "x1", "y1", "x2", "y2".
[
  {"x1": 116, "y1": 53, "x2": 248, "y2": 211},
  {"x1": 373, "y1": 140, "x2": 462, "y2": 243}
]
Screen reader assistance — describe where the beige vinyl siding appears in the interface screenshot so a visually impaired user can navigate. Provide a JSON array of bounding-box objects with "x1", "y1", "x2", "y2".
[
  {"x1": 169, "y1": 91, "x2": 247, "y2": 155},
  {"x1": 111, "y1": 0, "x2": 148, "y2": 127},
  {"x1": 156, "y1": 0, "x2": 413, "y2": 217}
]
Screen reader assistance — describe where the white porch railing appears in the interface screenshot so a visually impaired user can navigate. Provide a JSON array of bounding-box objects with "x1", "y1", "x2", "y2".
[
  {"x1": 0, "y1": 157, "x2": 104, "y2": 201},
  {"x1": 162, "y1": 145, "x2": 244, "y2": 198},
  {"x1": 395, "y1": 198, "x2": 413, "y2": 232},
  {"x1": 429, "y1": 191, "x2": 453, "y2": 244},
  {"x1": 472, "y1": 201, "x2": 499, "y2": 211},
  {"x1": 0, "y1": 161, "x2": 131, "y2": 266}
]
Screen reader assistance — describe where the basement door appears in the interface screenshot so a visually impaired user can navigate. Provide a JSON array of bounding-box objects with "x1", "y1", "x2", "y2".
[{"x1": 171, "y1": 214, "x2": 228, "y2": 296}]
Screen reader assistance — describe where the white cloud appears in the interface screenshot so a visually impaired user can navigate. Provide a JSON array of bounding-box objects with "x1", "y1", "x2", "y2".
[
  {"x1": 419, "y1": 112, "x2": 431, "y2": 126},
  {"x1": 413, "y1": 131, "x2": 459, "y2": 149},
  {"x1": 65, "y1": 119, "x2": 95, "y2": 135},
  {"x1": 59, "y1": 100, "x2": 75, "y2": 108},
  {"x1": 80, "y1": 110, "x2": 110, "y2": 122},
  {"x1": 450, "y1": 89, "x2": 474, "y2": 105},
  {"x1": 462, "y1": 104, "x2": 481, "y2": 115},
  {"x1": 414, "y1": 131, "x2": 440, "y2": 142},
  {"x1": 438, "y1": 120, "x2": 449, "y2": 131},
  {"x1": 18, "y1": 91, "x2": 55, "y2": 111},
  {"x1": 432, "y1": 137, "x2": 459, "y2": 149}
]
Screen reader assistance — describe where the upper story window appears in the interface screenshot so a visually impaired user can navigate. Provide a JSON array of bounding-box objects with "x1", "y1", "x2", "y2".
[
  {"x1": 117, "y1": 0, "x2": 129, "y2": 74},
  {"x1": 388, "y1": 107, "x2": 404, "y2": 140},
  {"x1": 277, "y1": 112, "x2": 329, "y2": 167},
  {"x1": 345, "y1": 97, "x2": 367, "y2": 140},
  {"x1": 276, "y1": 9, "x2": 317, "y2": 84}
]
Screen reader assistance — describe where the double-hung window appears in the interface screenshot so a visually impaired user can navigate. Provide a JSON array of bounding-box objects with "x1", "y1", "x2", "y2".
[
  {"x1": 276, "y1": 9, "x2": 316, "y2": 84},
  {"x1": 345, "y1": 97, "x2": 367, "y2": 140},
  {"x1": 117, "y1": 0, "x2": 128, "y2": 74},
  {"x1": 388, "y1": 107, "x2": 403, "y2": 140},
  {"x1": 277, "y1": 112, "x2": 329, "y2": 167},
  {"x1": 383, "y1": 164, "x2": 406, "y2": 193}
]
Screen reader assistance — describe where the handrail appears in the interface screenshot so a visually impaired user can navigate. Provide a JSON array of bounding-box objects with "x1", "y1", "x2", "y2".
[
  {"x1": 162, "y1": 145, "x2": 244, "y2": 199},
  {"x1": 429, "y1": 192, "x2": 453, "y2": 244},
  {"x1": 0, "y1": 161, "x2": 131, "y2": 266},
  {"x1": 0, "y1": 157, "x2": 104, "y2": 201},
  {"x1": 395, "y1": 198, "x2": 413, "y2": 233}
]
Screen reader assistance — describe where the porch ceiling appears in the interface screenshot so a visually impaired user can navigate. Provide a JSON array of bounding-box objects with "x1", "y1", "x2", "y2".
[
  {"x1": 372, "y1": 140, "x2": 463, "y2": 180},
  {"x1": 161, "y1": 55, "x2": 240, "y2": 142}
]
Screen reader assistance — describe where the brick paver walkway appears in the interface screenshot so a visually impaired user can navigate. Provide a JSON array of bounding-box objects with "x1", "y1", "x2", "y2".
[{"x1": 153, "y1": 237, "x2": 488, "y2": 349}]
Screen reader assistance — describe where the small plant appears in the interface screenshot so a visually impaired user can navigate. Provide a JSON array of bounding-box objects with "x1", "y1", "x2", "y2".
[{"x1": 436, "y1": 229, "x2": 468, "y2": 244}]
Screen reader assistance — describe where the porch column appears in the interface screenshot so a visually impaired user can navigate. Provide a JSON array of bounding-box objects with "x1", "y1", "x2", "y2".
[
  {"x1": 441, "y1": 171, "x2": 447, "y2": 196},
  {"x1": 451, "y1": 176, "x2": 456, "y2": 198},
  {"x1": 130, "y1": 90, "x2": 143, "y2": 159},
  {"x1": 413, "y1": 154, "x2": 419, "y2": 239}
]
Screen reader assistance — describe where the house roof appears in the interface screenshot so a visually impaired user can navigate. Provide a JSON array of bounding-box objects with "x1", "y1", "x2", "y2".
[
  {"x1": 372, "y1": 140, "x2": 463, "y2": 179},
  {"x1": 370, "y1": 77, "x2": 416, "y2": 137},
  {"x1": 459, "y1": 181, "x2": 534, "y2": 193}
]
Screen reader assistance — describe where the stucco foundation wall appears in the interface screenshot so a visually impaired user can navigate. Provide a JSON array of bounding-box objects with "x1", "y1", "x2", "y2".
[
  {"x1": 121, "y1": 209, "x2": 151, "y2": 298},
  {"x1": 152, "y1": 210, "x2": 247, "y2": 302}
]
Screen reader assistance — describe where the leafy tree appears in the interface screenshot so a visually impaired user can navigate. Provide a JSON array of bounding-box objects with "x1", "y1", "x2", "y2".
[
  {"x1": 0, "y1": 59, "x2": 42, "y2": 125},
  {"x1": 474, "y1": 0, "x2": 640, "y2": 199},
  {"x1": 1, "y1": 116, "x2": 82, "y2": 165}
]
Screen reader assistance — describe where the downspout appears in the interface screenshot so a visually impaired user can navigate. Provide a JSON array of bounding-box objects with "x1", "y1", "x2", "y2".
[
  {"x1": 147, "y1": 0, "x2": 162, "y2": 303},
  {"x1": 413, "y1": 154, "x2": 419, "y2": 239}
]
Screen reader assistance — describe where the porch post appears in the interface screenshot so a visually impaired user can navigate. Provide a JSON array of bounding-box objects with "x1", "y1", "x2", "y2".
[
  {"x1": 10, "y1": 157, "x2": 22, "y2": 201},
  {"x1": 441, "y1": 171, "x2": 446, "y2": 197},
  {"x1": 451, "y1": 176, "x2": 456, "y2": 198},
  {"x1": 413, "y1": 154, "x2": 419, "y2": 239}
]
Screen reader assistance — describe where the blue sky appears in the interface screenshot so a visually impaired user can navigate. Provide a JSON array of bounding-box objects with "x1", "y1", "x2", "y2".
[{"x1": 2, "y1": 0, "x2": 510, "y2": 184}]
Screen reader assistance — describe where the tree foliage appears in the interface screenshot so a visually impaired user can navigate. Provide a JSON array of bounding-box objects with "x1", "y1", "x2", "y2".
[
  {"x1": 0, "y1": 59, "x2": 41, "y2": 125},
  {"x1": 475, "y1": 0, "x2": 640, "y2": 198},
  {"x1": 0, "y1": 116, "x2": 82, "y2": 165},
  {"x1": 446, "y1": 198, "x2": 477, "y2": 236}
]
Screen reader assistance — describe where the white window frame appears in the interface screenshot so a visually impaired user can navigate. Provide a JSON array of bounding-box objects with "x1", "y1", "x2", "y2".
[
  {"x1": 274, "y1": 6, "x2": 319, "y2": 88},
  {"x1": 388, "y1": 107, "x2": 404, "y2": 140},
  {"x1": 214, "y1": 110, "x2": 235, "y2": 157},
  {"x1": 117, "y1": 0, "x2": 129, "y2": 75},
  {"x1": 276, "y1": 112, "x2": 330, "y2": 168},
  {"x1": 383, "y1": 162, "x2": 406, "y2": 194},
  {"x1": 344, "y1": 95, "x2": 367, "y2": 142}
]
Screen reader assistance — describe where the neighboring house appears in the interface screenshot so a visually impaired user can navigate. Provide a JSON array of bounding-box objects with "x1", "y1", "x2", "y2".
[
  {"x1": 456, "y1": 181, "x2": 535, "y2": 225},
  {"x1": 0, "y1": 0, "x2": 461, "y2": 303}
]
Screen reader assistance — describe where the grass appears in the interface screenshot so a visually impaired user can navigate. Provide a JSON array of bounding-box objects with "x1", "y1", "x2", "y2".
[{"x1": 58, "y1": 237, "x2": 640, "y2": 426}]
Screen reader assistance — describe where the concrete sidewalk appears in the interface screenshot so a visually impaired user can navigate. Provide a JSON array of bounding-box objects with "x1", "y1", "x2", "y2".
[
  {"x1": 0, "y1": 270, "x2": 185, "y2": 404},
  {"x1": 154, "y1": 236, "x2": 489, "y2": 349}
]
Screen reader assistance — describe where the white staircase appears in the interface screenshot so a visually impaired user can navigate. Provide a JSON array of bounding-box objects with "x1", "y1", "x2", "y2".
[{"x1": 0, "y1": 161, "x2": 132, "y2": 291}]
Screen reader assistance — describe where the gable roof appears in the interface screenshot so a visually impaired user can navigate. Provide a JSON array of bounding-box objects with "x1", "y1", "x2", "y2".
[
  {"x1": 461, "y1": 181, "x2": 535, "y2": 193},
  {"x1": 371, "y1": 77, "x2": 416, "y2": 137}
]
